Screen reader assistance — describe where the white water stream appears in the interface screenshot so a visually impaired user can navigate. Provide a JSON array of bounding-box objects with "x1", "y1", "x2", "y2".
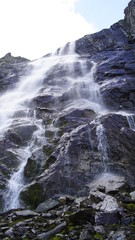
[
  {"x1": 1, "y1": 43, "x2": 108, "y2": 211},
  {"x1": 127, "y1": 115, "x2": 135, "y2": 131},
  {"x1": 96, "y1": 124, "x2": 109, "y2": 172},
  {"x1": 4, "y1": 117, "x2": 45, "y2": 211}
]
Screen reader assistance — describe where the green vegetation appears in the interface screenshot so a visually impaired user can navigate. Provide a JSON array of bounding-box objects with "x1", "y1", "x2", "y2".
[
  {"x1": 20, "y1": 182, "x2": 44, "y2": 209},
  {"x1": 22, "y1": 237, "x2": 29, "y2": 240},
  {"x1": 43, "y1": 155, "x2": 56, "y2": 170},
  {"x1": 125, "y1": 203, "x2": 135, "y2": 211},
  {"x1": 10, "y1": 218, "x2": 24, "y2": 226},
  {"x1": 24, "y1": 158, "x2": 40, "y2": 178},
  {"x1": 130, "y1": 221, "x2": 135, "y2": 228},
  {"x1": 43, "y1": 145, "x2": 54, "y2": 156},
  {"x1": 93, "y1": 233, "x2": 104, "y2": 240},
  {"x1": 45, "y1": 130, "x2": 55, "y2": 139},
  {"x1": 50, "y1": 236, "x2": 64, "y2": 240}
]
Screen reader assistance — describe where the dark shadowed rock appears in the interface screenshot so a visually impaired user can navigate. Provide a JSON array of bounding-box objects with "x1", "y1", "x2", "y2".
[
  {"x1": 95, "y1": 211, "x2": 120, "y2": 225},
  {"x1": 36, "y1": 199, "x2": 59, "y2": 213},
  {"x1": 69, "y1": 209, "x2": 94, "y2": 225}
]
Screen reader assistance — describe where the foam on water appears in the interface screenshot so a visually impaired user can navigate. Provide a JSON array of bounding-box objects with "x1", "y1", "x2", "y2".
[{"x1": 1, "y1": 42, "x2": 109, "y2": 211}]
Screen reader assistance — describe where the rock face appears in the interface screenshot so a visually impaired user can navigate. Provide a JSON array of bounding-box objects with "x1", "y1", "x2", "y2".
[
  {"x1": 76, "y1": 1, "x2": 135, "y2": 112},
  {"x1": 125, "y1": 0, "x2": 135, "y2": 41},
  {"x1": 1, "y1": 0, "x2": 135, "y2": 239},
  {"x1": 0, "y1": 52, "x2": 29, "y2": 93}
]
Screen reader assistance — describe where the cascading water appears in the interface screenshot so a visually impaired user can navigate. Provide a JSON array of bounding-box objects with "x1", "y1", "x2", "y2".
[
  {"x1": 127, "y1": 115, "x2": 135, "y2": 131},
  {"x1": 3, "y1": 117, "x2": 45, "y2": 211},
  {"x1": 1, "y1": 57, "x2": 60, "y2": 211},
  {"x1": 1, "y1": 41, "x2": 108, "y2": 212},
  {"x1": 96, "y1": 124, "x2": 109, "y2": 172}
]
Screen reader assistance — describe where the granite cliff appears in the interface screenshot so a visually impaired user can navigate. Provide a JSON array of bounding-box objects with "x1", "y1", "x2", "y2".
[{"x1": 0, "y1": 1, "x2": 135, "y2": 239}]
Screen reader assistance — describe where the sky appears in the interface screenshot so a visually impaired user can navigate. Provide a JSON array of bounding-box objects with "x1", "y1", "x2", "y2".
[{"x1": 0, "y1": 0, "x2": 130, "y2": 60}]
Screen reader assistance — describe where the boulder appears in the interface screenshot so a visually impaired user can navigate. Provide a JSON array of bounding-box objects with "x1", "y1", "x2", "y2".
[
  {"x1": 93, "y1": 195, "x2": 119, "y2": 212},
  {"x1": 15, "y1": 210, "x2": 38, "y2": 217},
  {"x1": 35, "y1": 199, "x2": 59, "y2": 213},
  {"x1": 38, "y1": 222, "x2": 66, "y2": 240},
  {"x1": 95, "y1": 211, "x2": 120, "y2": 225},
  {"x1": 111, "y1": 230, "x2": 126, "y2": 240},
  {"x1": 130, "y1": 191, "x2": 135, "y2": 201},
  {"x1": 69, "y1": 209, "x2": 94, "y2": 225}
]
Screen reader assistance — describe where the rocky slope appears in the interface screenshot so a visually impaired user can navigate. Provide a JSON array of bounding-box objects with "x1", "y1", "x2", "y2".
[{"x1": 0, "y1": 0, "x2": 135, "y2": 239}]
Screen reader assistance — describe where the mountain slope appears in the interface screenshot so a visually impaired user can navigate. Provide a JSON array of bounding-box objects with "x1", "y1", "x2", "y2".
[{"x1": 0, "y1": 0, "x2": 135, "y2": 239}]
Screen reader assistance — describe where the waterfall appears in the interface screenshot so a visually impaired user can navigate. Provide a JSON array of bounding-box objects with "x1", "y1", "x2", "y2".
[
  {"x1": 0, "y1": 41, "x2": 107, "y2": 212},
  {"x1": 3, "y1": 147, "x2": 30, "y2": 211},
  {"x1": 96, "y1": 124, "x2": 109, "y2": 172},
  {"x1": 127, "y1": 115, "x2": 135, "y2": 131},
  {"x1": 58, "y1": 41, "x2": 75, "y2": 56},
  {"x1": 0, "y1": 57, "x2": 55, "y2": 136},
  {"x1": 3, "y1": 117, "x2": 45, "y2": 211}
]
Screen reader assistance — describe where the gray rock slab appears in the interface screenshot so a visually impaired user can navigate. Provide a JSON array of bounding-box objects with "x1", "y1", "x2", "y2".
[
  {"x1": 93, "y1": 195, "x2": 119, "y2": 212},
  {"x1": 95, "y1": 211, "x2": 120, "y2": 225},
  {"x1": 38, "y1": 222, "x2": 66, "y2": 239},
  {"x1": 15, "y1": 210, "x2": 38, "y2": 217},
  {"x1": 36, "y1": 199, "x2": 59, "y2": 212}
]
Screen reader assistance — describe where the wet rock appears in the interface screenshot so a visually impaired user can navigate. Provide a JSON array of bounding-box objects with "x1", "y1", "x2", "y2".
[
  {"x1": 24, "y1": 158, "x2": 41, "y2": 180},
  {"x1": 20, "y1": 182, "x2": 44, "y2": 209},
  {"x1": 43, "y1": 144, "x2": 54, "y2": 157},
  {"x1": 89, "y1": 173, "x2": 126, "y2": 194},
  {"x1": 100, "y1": 76, "x2": 135, "y2": 111},
  {"x1": 12, "y1": 123, "x2": 37, "y2": 143},
  {"x1": 32, "y1": 94, "x2": 55, "y2": 108},
  {"x1": 54, "y1": 108, "x2": 97, "y2": 133},
  {"x1": 20, "y1": 112, "x2": 134, "y2": 208},
  {"x1": 100, "y1": 114, "x2": 135, "y2": 186}
]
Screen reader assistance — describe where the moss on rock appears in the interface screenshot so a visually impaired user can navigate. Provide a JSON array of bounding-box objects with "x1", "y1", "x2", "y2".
[
  {"x1": 20, "y1": 182, "x2": 44, "y2": 209},
  {"x1": 24, "y1": 158, "x2": 41, "y2": 179}
]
